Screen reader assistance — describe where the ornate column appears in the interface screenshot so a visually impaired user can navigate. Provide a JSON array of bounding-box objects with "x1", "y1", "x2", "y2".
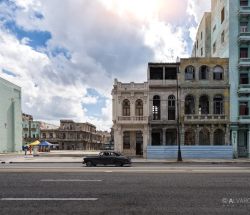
[
  {"x1": 195, "y1": 125, "x2": 199, "y2": 145},
  {"x1": 162, "y1": 128, "x2": 166, "y2": 145},
  {"x1": 210, "y1": 125, "x2": 214, "y2": 145},
  {"x1": 180, "y1": 125, "x2": 185, "y2": 145},
  {"x1": 231, "y1": 126, "x2": 238, "y2": 158},
  {"x1": 195, "y1": 96, "x2": 199, "y2": 115},
  {"x1": 225, "y1": 125, "x2": 230, "y2": 145},
  {"x1": 114, "y1": 125, "x2": 123, "y2": 152},
  {"x1": 248, "y1": 126, "x2": 250, "y2": 158},
  {"x1": 143, "y1": 126, "x2": 149, "y2": 158},
  {"x1": 148, "y1": 127, "x2": 152, "y2": 146}
]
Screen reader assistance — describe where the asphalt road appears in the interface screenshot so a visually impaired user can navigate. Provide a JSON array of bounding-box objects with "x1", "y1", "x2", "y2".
[{"x1": 0, "y1": 164, "x2": 250, "y2": 214}]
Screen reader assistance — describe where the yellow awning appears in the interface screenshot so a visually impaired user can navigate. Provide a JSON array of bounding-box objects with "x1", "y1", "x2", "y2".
[{"x1": 27, "y1": 140, "x2": 40, "y2": 146}]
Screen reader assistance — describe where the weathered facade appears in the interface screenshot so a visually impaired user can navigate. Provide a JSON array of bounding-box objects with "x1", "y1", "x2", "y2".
[
  {"x1": 22, "y1": 113, "x2": 59, "y2": 144},
  {"x1": 179, "y1": 58, "x2": 230, "y2": 146},
  {"x1": 0, "y1": 77, "x2": 22, "y2": 152},
  {"x1": 112, "y1": 58, "x2": 232, "y2": 158},
  {"x1": 41, "y1": 120, "x2": 108, "y2": 150},
  {"x1": 192, "y1": 0, "x2": 250, "y2": 158},
  {"x1": 112, "y1": 79, "x2": 149, "y2": 157}
]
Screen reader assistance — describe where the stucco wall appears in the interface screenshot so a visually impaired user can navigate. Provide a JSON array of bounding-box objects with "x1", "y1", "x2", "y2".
[{"x1": 0, "y1": 77, "x2": 22, "y2": 152}]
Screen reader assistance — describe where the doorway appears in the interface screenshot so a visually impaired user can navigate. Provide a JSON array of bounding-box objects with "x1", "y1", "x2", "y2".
[{"x1": 136, "y1": 131, "x2": 143, "y2": 156}]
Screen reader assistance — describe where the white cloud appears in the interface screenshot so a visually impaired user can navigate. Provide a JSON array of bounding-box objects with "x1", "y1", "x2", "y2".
[{"x1": 0, "y1": 0, "x2": 210, "y2": 131}]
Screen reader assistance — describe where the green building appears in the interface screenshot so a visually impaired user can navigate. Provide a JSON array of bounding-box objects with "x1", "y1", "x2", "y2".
[{"x1": 0, "y1": 76, "x2": 22, "y2": 152}]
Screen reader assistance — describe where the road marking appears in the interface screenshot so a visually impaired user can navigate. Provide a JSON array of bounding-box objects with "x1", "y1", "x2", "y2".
[
  {"x1": 41, "y1": 179, "x2": 102, "y2": 182},
  {"x1": 104, "y1": 170, "x2": 113, "y2": 172},
  {"x1": 1, "y1": 198, "x2": 98, "y2": 201}
]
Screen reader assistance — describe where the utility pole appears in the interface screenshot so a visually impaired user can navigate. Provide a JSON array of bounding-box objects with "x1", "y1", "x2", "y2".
[{"x1": 176, "y1": 57, "x2": 182, "y2": 162}]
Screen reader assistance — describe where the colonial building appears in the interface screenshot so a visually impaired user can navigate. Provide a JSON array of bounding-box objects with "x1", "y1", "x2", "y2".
[
  {"x1": 41, "y1": 120, "x2": 108, "y2": 150},
  {"x1": 0, "y1": 76, "x2": 22, "y2": 152},
  {"x1": 148, "y1": 63, "x2": 179, "y2": 146},
  {"x1": 22, "y1": 113, "x2": 59, "y2": 144},
  {"x1": 112, "y1": 58, "x2": 232, "y2": 159},
  {"x1": 112, "y1": 79, "x2": 149, "y2": 156},
  {"x1": 179, "y1": 58, "x2": 230, "y2": 147},
  {"x1": 192, "y1": 0, "x2": 250, "y2": 158}
]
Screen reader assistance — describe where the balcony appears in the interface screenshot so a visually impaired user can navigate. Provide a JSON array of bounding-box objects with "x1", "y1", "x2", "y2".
[
  {"x1": 117, "y1": 116, "x2": 148, "y2": 124},
  {"x1": 238, "y1": 58, "x2": 250, "y2": 68},
  {"x1": 239, "y1": 115, "x2": 250, "y2": 123},
  {"x1": 238, "y1": 32, "x2": 250, "y2": 42},
  {"x1": 149, "y1": 79, "x2": 177, "y2": 87},
  {"x1": 239, "y1": 6, "x2": 250, "y2": 16},
  {"x1": 238, "y1": 84, "x2": 250, "y2": 94},
  {"x1": 184, "y1": 114, "x2": 227, "y2": 123}
]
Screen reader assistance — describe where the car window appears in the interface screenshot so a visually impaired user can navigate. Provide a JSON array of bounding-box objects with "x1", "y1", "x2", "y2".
[
  {"x1": 114, "y1": 152, "x2": 121, "y2": 156},
  {"x1": 103, "y1": 152, "x2": 110, "y2": 156}
]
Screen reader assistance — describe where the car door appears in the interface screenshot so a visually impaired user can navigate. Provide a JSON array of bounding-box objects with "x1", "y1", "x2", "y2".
[{"x1": 102, "y1": 152, "x2": 111, "y2": 165}]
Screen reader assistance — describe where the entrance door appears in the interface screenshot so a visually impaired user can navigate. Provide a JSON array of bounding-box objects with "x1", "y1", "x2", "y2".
[
  {"x1": 238, "y1": 130, "x2": 248, "y2": 157},
  {"x1": 136, "y1": 131, "x2": 143, "y2": 155}
]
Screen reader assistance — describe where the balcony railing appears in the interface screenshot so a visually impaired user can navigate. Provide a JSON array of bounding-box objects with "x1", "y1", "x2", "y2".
[
  {"x1": 238, "y1": 32, "x2": 250, "y2": 41},
  {"x1": 117, "y1": 116, "x2": 148, "y2": 123},
  {"x1": 238, "y1": 85, "x2": 250, "y2": 94},
  {"x1": 238, "y1": 58, "x2": 250, "y2": 67},
  {"x1": 184, "y1": 114, "x2": 227, "y2": 121},
  {"x1": 239, "y1": 7, "x2": 250, "y2": 15}
]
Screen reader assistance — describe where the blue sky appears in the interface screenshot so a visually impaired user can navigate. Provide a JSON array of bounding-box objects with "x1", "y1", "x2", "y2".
[{"x1": 0, "y1": 0, "x2": 210, "y2": 130}]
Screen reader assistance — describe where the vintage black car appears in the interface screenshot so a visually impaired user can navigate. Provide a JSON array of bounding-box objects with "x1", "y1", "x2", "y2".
[{"x1": 83, "y1": 151, "x2": 131, "y2": 167}]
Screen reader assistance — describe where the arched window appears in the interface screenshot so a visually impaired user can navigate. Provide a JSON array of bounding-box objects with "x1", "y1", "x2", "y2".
[
  {"x1": 213, "y1": 66, "x2": 224, "y2": 80},
  {"x1": 199, "y1": 65, "x2": 209, "y2": 80},
  {"x1": 214, "y1": 95, "x2": 224, "y2": 114},
  {"x1": 122, "y1": 99, "x2": 130, "y2": 116},
  {"x1": 184, "y1": 129, "x2": 195, "y2": 145},
  {"x1": 185, "y1": 95, "x2": 195, "y2": 114},
  {"x1": 168, "y1": 95, "x2": 175, "y2": 120},
  {"x1": 199, "y1": 129, "x2": 210, "y2": 145},
  {"x1": 214, "y1": 129, "x2": 225, "y2": 145},
  {"x1": 199, "y1": 95, "x2": 209, "y2": 114},
  {"x1": 185, "y1": 66, "x2": 195, "y2": 80},
  {"x1": 153, "y1": 95, "x2": 161, "y2": 120},
  {"x1": 135, "y1": 99, "x2": 143, "y2": 116}
]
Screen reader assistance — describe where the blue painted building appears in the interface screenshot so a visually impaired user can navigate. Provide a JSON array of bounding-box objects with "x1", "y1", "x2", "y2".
[{"x1": 192, "y1": 0, "x2": 250, "y2": 158}]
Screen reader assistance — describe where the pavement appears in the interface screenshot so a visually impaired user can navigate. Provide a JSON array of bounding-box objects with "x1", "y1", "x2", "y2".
[{"x1": 0, "y1": 150, "x2": 250, "y2": 164}]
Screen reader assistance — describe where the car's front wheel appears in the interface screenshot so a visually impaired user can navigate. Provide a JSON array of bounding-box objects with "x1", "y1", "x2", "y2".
[{"x1": 86, "y1": 161, "x2": 93, "y2": 167}]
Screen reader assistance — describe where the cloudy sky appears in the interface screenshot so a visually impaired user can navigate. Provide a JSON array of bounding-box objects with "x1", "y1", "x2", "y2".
[{"x1": 0, "y1": 0, "x2": 210, "y2": 130}]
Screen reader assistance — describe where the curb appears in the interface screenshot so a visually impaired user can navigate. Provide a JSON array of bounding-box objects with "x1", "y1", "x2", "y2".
[{"x1": 1, "y1": 161, "x2": 250, "y2": 164}]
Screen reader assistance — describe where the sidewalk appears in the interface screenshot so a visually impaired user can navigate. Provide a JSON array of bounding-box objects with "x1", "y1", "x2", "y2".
[{"x1": 0, "y1": 150, "x2": 250, "y2": 164}]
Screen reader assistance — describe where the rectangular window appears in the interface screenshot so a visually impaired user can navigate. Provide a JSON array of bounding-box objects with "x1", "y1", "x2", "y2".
[
  {"x1": 240, "y1": 73, "x2": 249, "y2": 84},
  {"x1": 239, "y1": 102, "x2": 249, "y2": 115},
  {"x1": 213, "y1": 42, "x2": 216, "y2": 53},
  {"x1": 240, "y1": 0, "x2": 248, "y2": 6},
  {"x1": 201, "y1": 31, "x2": 203, "y2": 40},
  {"x1": 165, "y1": 67, "x2": 177, "y2": 79},
  {"x1": 221, "y1": 8, "x2": 225, "y2": 24},
  {"x1": 150, "y1": 67, "x2": 163, "y2": 80},
  {"x1": 42, "y1": 133, "x2": 46, "y2": 138},
  {"x1": 201, "y1": 47, "x2": 203, "y2": 56},
  {"x1": 123, "y1": 131, "x2": 130, "y2": 149},
  {"x1": 240, "y1": 22, "x2": 248, "y2": 32},
  {"x1": 240, "y1": 48, "x2": 248, "y2": 58},
  {"x1": 49, "y1": 133, "x2": 53, "y2": 138},
  {"x1": 196, "y1": 40, "x2": 198, "y2": 49},
  {"x1": 221, "y1": 31, "x2": 225, "y2": 43}
]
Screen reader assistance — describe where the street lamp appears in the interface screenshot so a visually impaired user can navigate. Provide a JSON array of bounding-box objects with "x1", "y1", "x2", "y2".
[{"x1": 176, "y1": 57, "x2": 182, "y2": 162}]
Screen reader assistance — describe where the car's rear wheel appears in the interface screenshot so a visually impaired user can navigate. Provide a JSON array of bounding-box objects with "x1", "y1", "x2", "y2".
[
  {"x1": 86, "y1": 161, "x2": 93, "y2": 167},
  {"x1": 115, "y1": 162, "x2": 123, "y2": 167}
]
